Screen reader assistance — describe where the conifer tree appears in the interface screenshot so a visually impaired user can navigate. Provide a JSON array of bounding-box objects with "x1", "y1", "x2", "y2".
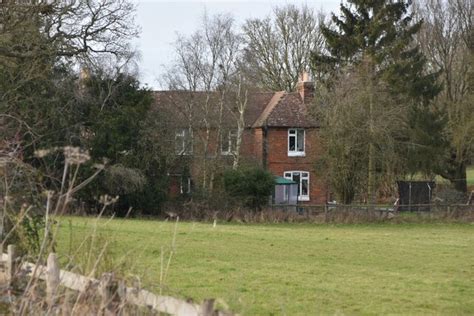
[{"x1": 312, "y1": 0, "x2": 444, "y2": 203}]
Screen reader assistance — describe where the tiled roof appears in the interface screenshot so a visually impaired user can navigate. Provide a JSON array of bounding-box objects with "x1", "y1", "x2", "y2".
[
  {"x1": 261, "y1": 92, "x2": 316, "y2": 128},
  {"x1": 252, "y1": 92, "x2": 285, "y2": 127},
  {"x1": 244, "y1": 92, "x2": 275, "y2": 127},
  {"x1": 152, "y1": 89, "x2": 317, "y2": 129}
]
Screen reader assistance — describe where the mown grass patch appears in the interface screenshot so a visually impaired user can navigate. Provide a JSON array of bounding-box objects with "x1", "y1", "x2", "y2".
[
  {"x1": 467, "y1": 165, "x2": 474, "y2": 186},
  {"x1": 56, "y1": 217, "x2": 474, "y2": 315}
]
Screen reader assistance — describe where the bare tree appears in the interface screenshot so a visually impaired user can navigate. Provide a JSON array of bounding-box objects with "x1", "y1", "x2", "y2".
[
  {"x1": 164, "y1": 13, "x2": 244, "y2": 192},
  {"x1": 415, "y1": 0, "x2": 473, "y2": 192},
  {"x1": 242, "y1": 4, "x2": 325, "y2": 92},
  {"x1": 231, "y1": 76, "x2": 248, "y2": 170},
  {"x1": 0, "y1": 0, "x2": 141, "y2": 221},
  {"x1": 316, "y1": 62, "x2": 409, "y2": 204},
  {"x1": 0, "y1": 0, "x2": 138, "y2": 61},
  {"x1": 1, "y1": 0, "x2": 139, "y2": 144}
]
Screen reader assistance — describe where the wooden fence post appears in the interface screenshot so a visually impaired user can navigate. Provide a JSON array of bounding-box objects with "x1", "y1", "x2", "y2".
[
  {"x1": 46, "y1": 252, "x2": 60, "y2": 306},
  {"x1": 6, "y1": 244, "x2": 16, "y2": 287},
  {"x1": 324, "y1": 204, "x2": 328, "y2": 223},
  {"x1": 99, "y1": 272, "x2": 115, "y2": 314}
]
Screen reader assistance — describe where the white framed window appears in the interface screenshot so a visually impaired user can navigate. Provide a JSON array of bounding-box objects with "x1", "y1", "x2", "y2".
[
  {"x1": 221, "y1": 129, "x2": 238, "y2": 155},
  {"x1": 288, "y1": 128, "x2": 305, "y2": 156},
  {"x1": 284, "y1": 171, "x2": 310, "y2": 201},
  {"x1": 175, "y1": 128, "x2": 193, "y2": 155}
]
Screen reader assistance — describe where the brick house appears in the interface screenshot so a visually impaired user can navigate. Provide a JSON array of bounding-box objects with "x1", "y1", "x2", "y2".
[{"x1": 153, "y1": 74, "x2": 327, "y2": 204}]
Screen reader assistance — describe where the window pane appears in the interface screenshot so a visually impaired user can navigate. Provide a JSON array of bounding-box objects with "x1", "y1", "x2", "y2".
[
  {"x1": 293, "y1": 173, "x2": 300, "y2": 195},
  {"x1": 186, "y1": 139, "x2": 193, "y2": 153},
  {"x1": 222, "y1": 137, "x2": 229, "y2": 152},
  {"x1": 289, "y1": 136, "x2": 296, "y2": 151},
  {"x1": 175, "y1": 135, "x2": 184, "y2": 154},
  {"x1": 297, "y1": 129, "x2": 304, "y2": 151},
  {"x1": 302, "y1": 179, "x2": 308, "y2": 196},
  {"x1": 185, "y1": 129, "x2": 193, "y2": 153},
  {"x1": 230, "y1": 131, "x2": 237, "y2": 152},
  {"x1": 187, "y1": 178, "x2": 192, "y2": 193},
  {"x1": 289, "y1": 129, "x2": 296, "y2": 135},
  {"x1": 284, "y1": 172, "x2": 291, "y2": 178},
  {"x1": 180, "y1": 177, "x2": 192, "y2": 194},
  {"x1": 302, "y1": 172, "x2": 309, "y2": 178}
]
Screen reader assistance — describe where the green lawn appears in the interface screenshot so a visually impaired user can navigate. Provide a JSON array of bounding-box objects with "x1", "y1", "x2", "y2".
[
  {"x1": 56, "y1": 217, "x2": 474, "y2": 315},
  {"x1": 468, "y1": 165, "x2": 474, "y2": 186},
  {"x1": 411, "y1": 165, "x2": 474, "y2": 186}
]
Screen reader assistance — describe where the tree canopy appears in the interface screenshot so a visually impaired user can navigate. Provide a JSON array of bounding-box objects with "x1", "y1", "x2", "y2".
[{"x1": 312, "y1": 0, "x2": 445, "y2": 203}]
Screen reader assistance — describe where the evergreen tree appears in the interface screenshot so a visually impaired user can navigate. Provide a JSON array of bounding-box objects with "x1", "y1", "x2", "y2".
[
  {"x1": 312, "y1": 0, "x2": 444, "y2": 203},
  {"x1": 78, "y1": 73, "x2": 168, "y2": 215}
]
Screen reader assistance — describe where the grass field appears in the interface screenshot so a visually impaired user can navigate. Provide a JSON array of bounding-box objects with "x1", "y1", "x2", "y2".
[
  {"x1": 468, "y1": 165, "x2": 474, "y2": 186},
  {"x1": 56, "y1": 217, "x2": 474, "y2": 315}
]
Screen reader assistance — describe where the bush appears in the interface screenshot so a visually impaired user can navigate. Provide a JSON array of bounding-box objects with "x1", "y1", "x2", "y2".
[
  {"x1": 223, "y1": 167, "x2": 275, "y2": 211},
  {"x1": 104, "y1": 164, "x2": 146, "y2": 195},
  {"x1": 434, "y1": 185, "x2": 468, "y2": 204}
]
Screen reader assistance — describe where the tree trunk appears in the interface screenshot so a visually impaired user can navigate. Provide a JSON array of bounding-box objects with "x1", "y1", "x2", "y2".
[
  {"x1": 367, "y1": 60, "x2": 376, "y2": 210},
  {"x1": 233, "y1": 86, "x2": 248, "y2": 170},
  {"x1": 209, "y1": 91, "x2": 226, "y2": 192},
  {"x1": 201, "y1": 95, "x2": 212, "y2": 190},
  {"x1": 439, "y1": 154, "x2": 468, "y2": 194},
  {"x1": 451, "y1": 161, "x2": 467, "y2": 193}
]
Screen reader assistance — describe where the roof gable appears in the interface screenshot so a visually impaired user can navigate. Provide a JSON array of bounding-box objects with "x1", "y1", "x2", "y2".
[
  {"x1": 253, "y1": 92, "x2": 317, "y2": 128},
  {"x1": 252, "y1": 91, "x2": 285, "y2": 128}
]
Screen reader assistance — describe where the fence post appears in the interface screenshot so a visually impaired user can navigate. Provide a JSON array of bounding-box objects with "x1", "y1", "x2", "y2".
[
  {"x1": 6, "y1": 244, "x2": 16, "y2": 287},
  {"x1": 324, "y1": 204, "x2": 327, "y2": 223},
  {"x1": 201, "y1": 299, "x2": 215, "y2": 316},
  {"x1": 46, "y1": 252, "x2": 60, "y2": 306},
  {"x1": 99, "y1": 272, "x2": 115, "y2": 314}
]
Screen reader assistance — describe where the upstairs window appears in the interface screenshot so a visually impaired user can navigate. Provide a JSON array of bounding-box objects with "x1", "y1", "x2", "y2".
[
  {"x1": 175, "y1": 128, "x2": 193, "y2": 155},
  {"x1": 221, "y1": 129, "x2": 238, "y2": 155},
  {"x1": 288, "y1": 128, "x2": 305, "y2": 156},
  {"x1": 284, "y1": 171, "x2": 310, "y2": 201}
]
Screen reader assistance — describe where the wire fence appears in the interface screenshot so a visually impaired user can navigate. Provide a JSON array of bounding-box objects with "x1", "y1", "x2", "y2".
[
  {"x1": 267, "y1": 203, "x2": 474, "y2": 223},
  {"x1": 272, "y1": 203, "x2": 473, "y2": 213}
]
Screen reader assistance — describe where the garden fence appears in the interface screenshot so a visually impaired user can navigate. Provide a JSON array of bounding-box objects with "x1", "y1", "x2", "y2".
[{"x1": 0, "y1": 244, "x2": 233, "y2": 316}]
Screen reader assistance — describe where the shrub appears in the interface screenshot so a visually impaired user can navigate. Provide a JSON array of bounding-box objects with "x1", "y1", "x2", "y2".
[
  {"x1": 104, "y1": 164, "x2": 146, "y2": 195},
  {"x1": 223, "y1": 167, "x2": 275, "y2": 211}
]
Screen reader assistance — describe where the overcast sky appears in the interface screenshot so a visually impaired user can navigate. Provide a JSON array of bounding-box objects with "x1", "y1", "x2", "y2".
[{"x1": 133, "y1": 0, "x2": 342, "y2": 89}]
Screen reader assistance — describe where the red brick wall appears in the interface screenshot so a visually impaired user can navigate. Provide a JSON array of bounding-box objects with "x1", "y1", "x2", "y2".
[
  {"x1": 239, "y1": 128, "x2": 263, "y2": 166},
  {"x1": 264, "y1": 127, "x2": 327, "y2": 204},
  {"x1": 171, "y1": 126, "x2": 327, "y2": 203}
]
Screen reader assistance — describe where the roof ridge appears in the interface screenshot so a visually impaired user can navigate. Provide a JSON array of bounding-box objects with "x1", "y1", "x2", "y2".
[{"x1": 252, "y1": 91, "x2": 285, "y2": 128}]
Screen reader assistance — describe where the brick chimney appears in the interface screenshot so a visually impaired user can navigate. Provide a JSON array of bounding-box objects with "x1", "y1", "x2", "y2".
[{"x1": 296, "y1": 71, "x2": 314, "y2": 104}]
